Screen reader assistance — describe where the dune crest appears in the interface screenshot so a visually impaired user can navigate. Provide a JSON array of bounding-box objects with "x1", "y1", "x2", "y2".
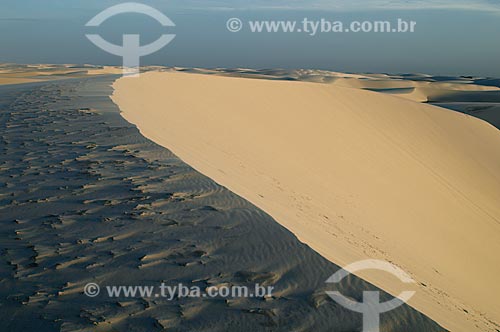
[{"x1": 112, "y1": 71, "x2": 500, "y2": 332}]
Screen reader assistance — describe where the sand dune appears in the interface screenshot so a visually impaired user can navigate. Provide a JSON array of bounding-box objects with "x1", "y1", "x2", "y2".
[
  {"x1": 0, "y1": 77, "x2": 43, "y2": 85},
  {"x1": 113, "y1": 71, "x2": 500, "y2": 332},
  {"x1": 329, "y1": 76, "x2": 500, "y2": 102},
  {"x1": 0, "y1": 64, "x2": 124, "y2": 86},
  {"x1": 0, "y1": 73, "x2": 445, "y2": 331},
  {"x1": 169, "y1": 66, "x2": 500, "y2": 106}
]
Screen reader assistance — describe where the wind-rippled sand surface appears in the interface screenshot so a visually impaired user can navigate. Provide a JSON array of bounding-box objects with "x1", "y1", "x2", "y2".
[{"x1": 0, "y1": 77, "x2": 445, "y2": 331}]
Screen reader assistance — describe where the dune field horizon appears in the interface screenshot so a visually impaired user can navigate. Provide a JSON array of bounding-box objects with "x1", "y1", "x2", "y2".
[{"x1": 1, "y1": 61, "x2": 500, "y2": 332}]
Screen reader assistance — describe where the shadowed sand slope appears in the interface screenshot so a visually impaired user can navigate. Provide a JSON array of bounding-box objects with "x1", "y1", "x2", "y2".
[{"x1": 113, "y1": 71, "x2": 500, "y2": 332}]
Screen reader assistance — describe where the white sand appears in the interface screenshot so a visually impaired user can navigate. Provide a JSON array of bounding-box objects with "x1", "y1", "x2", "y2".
[
  {"x1": 112, "y1": 71, "x2": 500, "y2": 332},
  {"x1": 0, "y1": 64, "x2": 124, "y2": 85},
  {"x1": 0, "y1": 77, "x2": 43, "y2": 85},
  {"x1": 329, "y1": 76, "x2": 500, "y2": 102}
]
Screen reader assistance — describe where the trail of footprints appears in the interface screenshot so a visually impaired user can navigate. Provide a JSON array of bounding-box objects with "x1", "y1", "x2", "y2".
[{"x1": 0, "y1": 79, "x2": 446, "y2": 332}]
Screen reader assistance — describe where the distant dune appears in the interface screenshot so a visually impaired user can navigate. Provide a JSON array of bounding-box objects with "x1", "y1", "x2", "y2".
[
  {"x1": 329, "y1": 76, "x2": 500, "y2": 102},
  {"x1": 0, "y1": 64, "x2": 124, "y2": 86},
  {"x1": 113, "y1": 71, "x2": 500, "y2": 332}
]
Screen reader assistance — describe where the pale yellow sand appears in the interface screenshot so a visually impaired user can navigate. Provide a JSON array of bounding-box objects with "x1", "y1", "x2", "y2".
[
  {"x1": 0, "y1": 64, "x2": 124, "y2": 85},
  {"x1": 0, "y1": 77, "x2": 43, "y2": 85},
  {"x1": 86, "y1": 66, "x2": 124, "y2": 75},
  {"x1": 112, "y1": 71, "x2": 500, "y2": 332},
  {"x1": 329, "y1": 76, "x2": 500, "y2": 102}
]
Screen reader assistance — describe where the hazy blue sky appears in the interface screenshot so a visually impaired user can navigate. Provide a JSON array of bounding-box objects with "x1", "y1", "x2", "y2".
[{"x1": 1, "y1": 0, "x2": 499, "y2": 76}]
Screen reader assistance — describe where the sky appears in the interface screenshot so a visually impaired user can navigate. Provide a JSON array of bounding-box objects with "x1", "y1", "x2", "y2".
[{"x1": 1, "y1": 0, "x2": 499, "y2": 76}]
